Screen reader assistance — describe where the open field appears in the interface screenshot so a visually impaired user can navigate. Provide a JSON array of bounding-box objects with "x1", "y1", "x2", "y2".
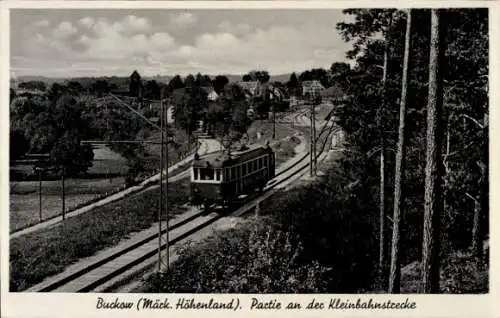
[
  {"x1": 247, "y1": 120, "x2": 298, "y2": 145},
  {"x1": 9, "y1": 128, "x2": 193, "y2": 232},
  {"x1": 9, "y1": 178, "x2": 191, "y2": 292}
]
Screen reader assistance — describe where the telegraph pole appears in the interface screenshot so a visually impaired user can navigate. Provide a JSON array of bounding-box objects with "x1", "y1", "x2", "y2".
[
  {"x1": 158, "y1": 97, "x2": 164, "y2": 273},
  {"x1": 36, "y1": 167, "x2": 43, "y2": 222},
  {"x1": 272, "y1": 103, "x2": 276, "y2": 139},
  {"x1": 309, "y1": 101, "x2": 314, "y2": 176},
  {"x1": 312, "y1": 100, "x2": 316, "y2": 175},
  {"x1": 84, "y1": 94, "x2": 171, "y2": 273},
  {"x1": 61, "y1": 165, "x2": 66, "y2": 220},
  {"x1": 164, "y1": 97, "x2": 170, "y2": 271}
]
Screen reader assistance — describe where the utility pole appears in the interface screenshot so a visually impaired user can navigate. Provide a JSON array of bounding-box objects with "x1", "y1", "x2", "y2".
[
  {"x1": 158, "y1": 97, "x2": 164, "y2": 273},
  {"x1": 36, "y1": 167, "x2": 42, "y2": 222},
  {"x1": 61, "y1": 165, "x2": 65, "y2": 220},
  {"x1": 309, "y1": 101, "x2": 314, "y2": 176},
  {"x1": 272, "y1": 103, "x2": 276, "y2": 139},
  {"x1": 313, "y1": 96, "x2": 318, "y2": 175},
  {"x1": 164, "y1": 97, "x2": 170, "y2": 271}
]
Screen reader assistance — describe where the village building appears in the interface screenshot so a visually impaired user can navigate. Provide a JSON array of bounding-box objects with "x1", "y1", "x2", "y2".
[
  {"x1": 301, "y1": 80, "x2": 325, "y2": 100},
  {"x1": 201, "y1": 86, "x2": 219, "y2": 101}
]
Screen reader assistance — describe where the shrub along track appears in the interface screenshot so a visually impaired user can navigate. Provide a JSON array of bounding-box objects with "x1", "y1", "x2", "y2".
[{"x1": 25, "y1": 115, "x2": 338, "y2": 293}]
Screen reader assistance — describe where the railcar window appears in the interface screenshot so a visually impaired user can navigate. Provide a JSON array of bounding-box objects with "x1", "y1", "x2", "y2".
[
  {"x1": 194, "y1": 168, "x2": 199, "y2": 180},
  {"x1": 200, "y1": 168, "x2": 214, "y2": 180},
  {"x1": 215, "y1": 169, "x2": 221, "y2": 181},
  {"x1": 253, "y1": 160, "x2": 257, "y2": 171},
  {"x1": 247, "y1": 162, "x2": 251, "y2": 173},
  {"x1": 264, "y1": 156, "x2": 268, "y2": 166},
  {"x1": 231, "y1": 167, "x2": 236, "y2": 180},
  {"x1": 237, "y1": 165, "x2": 241, "y2": 178},
  {"x1": 259, "y1": 158, "x2": 263, "y2": 169},
  {"x1": 242, "y1": 164, "x2": 247, "y2": 175}
]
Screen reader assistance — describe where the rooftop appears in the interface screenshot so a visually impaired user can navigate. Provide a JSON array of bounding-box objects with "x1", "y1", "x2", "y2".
[{"x1": 193, "y1": 144, "x2": 272, "y2": 168}]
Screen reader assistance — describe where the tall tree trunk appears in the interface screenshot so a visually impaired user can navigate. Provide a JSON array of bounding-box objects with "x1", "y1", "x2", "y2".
[
  {"x1": 422, "y1": 9, "x2": 445, "y2": 294},
  {"x1": 471, "y1": 195, "x2": 481, "y2": 257},
  {"x1": 388, "y1": 9, "x2": 412, "y2": 294},
  {"x1": 378, "y1": 12, "x2": 393, "y2": 282}
]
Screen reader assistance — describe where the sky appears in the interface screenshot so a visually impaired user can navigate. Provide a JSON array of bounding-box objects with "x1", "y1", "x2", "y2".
[{"x1": 10, "y1": 9, "x2": 354, "y2": 78}]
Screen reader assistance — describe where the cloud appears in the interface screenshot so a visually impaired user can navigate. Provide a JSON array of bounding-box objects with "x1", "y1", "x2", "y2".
[
  {"x1": 34, "y1": 20, "x2": 50, "y2": 27},
  {"x1": 123, "y1": 15, "x2": 151, "y2": 32},
  {"x1": 13, "y1": 16, "x2": 349, "y2": 77},
  {"x1": 53, "y1": 21, "x2": 78, "y2": 39},
  {"x1": 78, "y1": 17, "x2": 94, "y2": 28},
  {"x1": 217, "y1": 21, "x2": 251, "y2": 36},
  {"x1": 168, "y1": 12, "x2": 197, "y2": 29}
]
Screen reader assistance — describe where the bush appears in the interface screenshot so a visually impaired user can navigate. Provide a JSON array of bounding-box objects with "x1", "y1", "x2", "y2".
[
  {"x1": 143, "y1": 219, "x2": 332, "y2": 293},
  {"x1": 260, "y1": 154, "x2": 379, "y2": 292}
]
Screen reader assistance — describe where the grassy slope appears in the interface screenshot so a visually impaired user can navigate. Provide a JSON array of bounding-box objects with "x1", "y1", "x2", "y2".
[
  {"x1": 399, "y1": 246, "x2": 489, "y2": 294},
  {"x1": 9, "y1": 178, "x2": 190, "y2": 292}
]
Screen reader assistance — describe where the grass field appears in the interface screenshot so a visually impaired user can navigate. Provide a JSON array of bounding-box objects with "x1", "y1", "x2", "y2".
[
  {"x1": 9, "y1": 128, "x2": 192, "y2": 232},
  {"x1": 247, "y1": 121, "x2": 297, "y2": 145},
  {"x1": 9, "y1": 178, "x2": 191, "y2": 292}
]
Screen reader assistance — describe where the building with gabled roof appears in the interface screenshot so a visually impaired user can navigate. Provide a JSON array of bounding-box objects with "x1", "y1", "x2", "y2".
[
  {"x1": 301, "y1": 80, "x2": 325, "y2": 97},
  {"x1": 237, "y1": 81, "x2": 260, "y2": 97}
]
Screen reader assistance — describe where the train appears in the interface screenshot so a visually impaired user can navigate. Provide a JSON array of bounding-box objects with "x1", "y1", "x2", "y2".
[{"x1": 189, "y1": 143, "x2": 276, "y2": 212}]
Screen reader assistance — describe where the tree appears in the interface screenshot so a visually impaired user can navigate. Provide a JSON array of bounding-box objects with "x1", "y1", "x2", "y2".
[
  {"x1": 48, "y1": 83, "x2": 69, "y2": 102},
  {"x1": 184, "y1": 74, "x2": 196, "y2": 88},
  {"x1": 10, "y1": 130, "x2": 30, "y2": 160},
  {"x1": 243, "y1": 70, "x2": 270, "y2": 83},
  {"x1": 286, "y1": 72, "x2": 301, "y2": 97},
  {"x1": 207, "y1": 83, "x2": 251, "y2": 149},
  {"x1": 144, "y1": 80, "x2": 161, "y2": 100},
  {"x1": 330, "y1": 62, "x2": 352, "y2": 91},
  {"x1": 337, "y1": 9, "x2": 397, "y2": 285},
  {"x1": 299, "y1": 68, "x2": 329, "y2": 88},
  {"x1": 242, "y1": 74, "x2": 253, "y2": 82},
  {"x1": 168, "y1": 75, "x2": 185, "y2": 91},
  {"x1": 10, "y1": 88, "x2": 16, "y2": 103},
  {"x1": 18, "y1": 81, "x2": 47, "y2": 91},
  {"x1": 389, "y1": 9, "x2": 412, "y2": 293},
  {"x1": 213, "y1": 75, "x2": 229, "y2": 94},
  {"x1": 91, "y1": 79, "x2": 110, "y2": 97},
  {"x1": 172, "y1": 86, "x2": 207, "y2": 150},
  {"x1": 66, "y1": 81, "x2": 85, "y2": 95},
  {"x1": 49, "y1": 95, "x2": 94, "y2": 175},
  {"x1": 421, "y1": 9, "x2": 445, "y2": 293}
]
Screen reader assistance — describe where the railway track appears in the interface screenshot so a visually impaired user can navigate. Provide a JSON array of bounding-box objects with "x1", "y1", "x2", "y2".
[{"x1": 26, "y1": 111, "x2": 338, "y2": 293}]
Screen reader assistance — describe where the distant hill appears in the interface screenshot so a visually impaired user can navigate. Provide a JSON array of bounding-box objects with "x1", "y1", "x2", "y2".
[{"x1": 14, "y1": 73, "x2": 293, "y2": 85}]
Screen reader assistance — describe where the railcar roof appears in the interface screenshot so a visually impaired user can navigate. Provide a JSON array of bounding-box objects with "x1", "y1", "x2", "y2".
[{"x1": 192, "y1": 145, "x2": 272, "y2": 168}]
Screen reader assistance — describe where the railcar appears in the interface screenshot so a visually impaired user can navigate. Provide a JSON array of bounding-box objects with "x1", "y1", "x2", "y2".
[{"x1": 190, "y1": 144, "x2": 275, "y2": 212}]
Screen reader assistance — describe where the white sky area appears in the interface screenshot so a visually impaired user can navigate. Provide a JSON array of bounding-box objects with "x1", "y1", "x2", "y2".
[{"x1": 10, "y1": 9, "x2": 354, "y2": 78}]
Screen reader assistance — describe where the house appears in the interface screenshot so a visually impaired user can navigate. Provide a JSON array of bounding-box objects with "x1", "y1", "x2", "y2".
[
  {"x1": 201, "y1": 86, "x2": 219, "y2": 101},
  {"x1": 147, "y1": 101, "x2": 175, "y2": 124},
  {"x1": 237, "y1": 81, "x2": 260, "y2": 98},
  {"x1": 301, "y1": 80, "x2": 325, "y2": 99}
]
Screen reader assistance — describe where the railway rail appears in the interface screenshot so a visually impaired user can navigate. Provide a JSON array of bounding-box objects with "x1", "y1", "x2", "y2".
[{"x1": 26, "y1": 111, "x2": 338, "y2": 293}]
